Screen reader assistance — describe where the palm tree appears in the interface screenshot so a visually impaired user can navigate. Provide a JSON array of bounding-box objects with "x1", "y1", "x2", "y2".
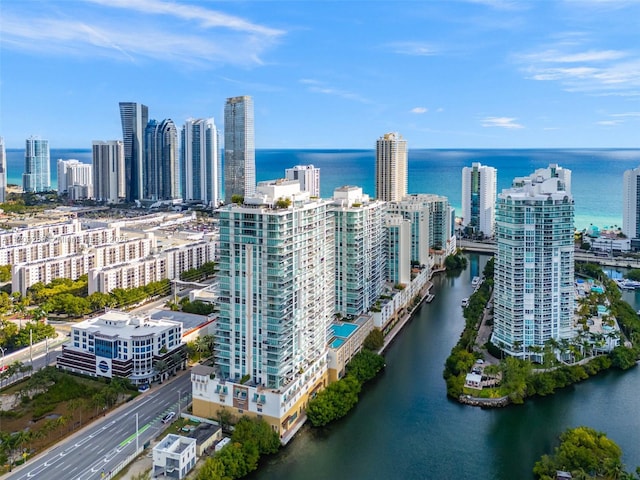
[
  {"x1": 154, "y1": 359, "x2": 169, "y2": 383},
  {"x1": 171, "y1": 352, "x2": 183, "y2": 374}
]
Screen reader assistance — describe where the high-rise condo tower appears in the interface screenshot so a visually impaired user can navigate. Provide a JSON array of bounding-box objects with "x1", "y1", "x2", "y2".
[
  {"x1": 144, "y1": 118, "x2": 179, "y2": 201},
  {"x1": 23, "y1": 136, "x2": 51, "y2": 193},
  {"x1": 119, "y1": 102, "x2": 149, "y2": 202},
  {"x1": 181, "y1": 118, "x2": 220, "y2": 206},
  {"x1": 224, "y1": 96, "x2": 255, "y2": 204},
  {"x1": 375, "y1": 132, "x2": 407, "y2": 202},
  {"x1": 0, "y1": 137, "x2": 6, "y2": 203},
  {"x1": 491, "y1": 164, "x2": 574, "y2": 358},
  {"x1": 92, "y1": 140, "x2": 125, "y2": 204},
  {"x1": 461, "y1": 162, "x2": 497, "y2": 238}
]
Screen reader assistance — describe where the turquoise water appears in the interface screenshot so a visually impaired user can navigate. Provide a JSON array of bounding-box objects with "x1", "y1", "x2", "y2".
[
  {"x1": 331, "y1": 323, "x2": 358, "y2": 338},
  {"x1": 7, "y1": 147, "x2": 639, "y2": 230}
]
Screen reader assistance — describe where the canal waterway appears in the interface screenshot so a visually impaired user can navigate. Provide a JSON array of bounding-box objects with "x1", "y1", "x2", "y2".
[{"x1": 253, "y1": 254, "x2": 640, "y2": 480}]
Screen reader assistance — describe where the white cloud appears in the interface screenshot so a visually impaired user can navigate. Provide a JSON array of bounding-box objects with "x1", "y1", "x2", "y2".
[
  {"x1": 516, "y1": 42, "x2": 640, "y2": 96},
  {"x1": 481, "y1": 117, "x2": 524, "y2": 129},
  {"x1": 85, "y1": 0, "x2": 283, "y2": 37},
  {"x1": 0, "y1": 1, "x2": 284, "y2": 67},
  {"x1": 411, "y1": 107, "x2": 428, "y2": 114},
  {"x1": 300, "y1": 79, "x2": 371, "y2": 104},
  {"x1": 610, "y1": 112, "x2": 640, "y2": 117},
  {"x1": 386, "y1": 42, "x2": 438, "y2": 56},
  {"x1": 596, "y1": 120, "x2": 622, "y2": 125}
]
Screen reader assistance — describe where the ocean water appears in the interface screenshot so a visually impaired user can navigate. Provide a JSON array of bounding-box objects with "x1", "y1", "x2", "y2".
[{"x1": 6, "y1": 148, "x2": 639, "y2": 230}]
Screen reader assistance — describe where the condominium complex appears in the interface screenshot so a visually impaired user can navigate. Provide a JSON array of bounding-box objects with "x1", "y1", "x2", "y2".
[
  {"x1": 119, "y1": 102, "x2": 149, "y2": 202},
  {"x1": 92, "y1": 140, "x2": 126, "y2": 204},
  {"x1": 285, "y1": 165, "x2": 320, "y2": 197},
  {"x1": 461, "y1": 162, "x2": 497, "y2": 238},
  {"x1": 331, "y1": 186, "x2": 386, "y2": 317},
  {"x1": 223, "y1": 96, "x2": 255, "y2": 203},
  {"x1": 193, "y1": 180, "x2": 333, "y2": 439},
  {"x1": 4, "y1": 216, "x2": 215, "y2": 295},
  {"x1": 23, "y1": 136, "x2": 51, "y2": 193},
  {"x1": 491, "y1": 164, "x2": 575, "y2": 357},
  {"x1": 0, "y1": 137, "x2": 6, "y2": 203},
  {"x1": 623, "y1": 165, "x2": 640, "y2": 246},
  {"x1": 181, "y1": 118, "x2": 220, "y2": 206},
  {"x1": 388, "y1": 194, "x2": 457, "y2": 265},
  {"x1": 375, "y1": 132, "x2": 407, "y2": 202},
  {"x1": 145, "y1": 118, "x2": 179, "y2": 201},
  {"x1": 56, "y1": 310, "x2": 184, "y2": 385},
  {"x1": 57, "y1": 159, "x2": 93, "y2": 199}
]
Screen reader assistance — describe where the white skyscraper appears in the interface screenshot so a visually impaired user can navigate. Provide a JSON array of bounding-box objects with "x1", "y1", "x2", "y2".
[
  {"x1": 461, "y1": 162, "x2": 497, "y2": 238},
  {"x1": 93, "y1": 140, "x2": 125, "y2": 204},
  {"x1": 491, "y1": 164, "x2": 574, "y2": 358},
  {"x1": 0, "y1": 137, "x2": 6, "y2": 203},
  {"x1": 181, "y1": 118, "x2": 220, "y2": 206},
  {"x1": 285, "y1": 165, "x2": 320, "y2": 197},
  {"x1": 623, "y1": 166, "x2": 640, "y2": 242},
  {"x1": 57, "y1": 159, "x2": 93, "y2": 198},
  {"x1": 375, "y1": 132, "x2": 407, "y2": 202}
]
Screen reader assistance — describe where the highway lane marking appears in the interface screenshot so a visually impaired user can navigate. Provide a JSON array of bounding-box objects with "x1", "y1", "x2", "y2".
[{"x1": 118, "y1": 423, "x2": 151, "y2": 447}]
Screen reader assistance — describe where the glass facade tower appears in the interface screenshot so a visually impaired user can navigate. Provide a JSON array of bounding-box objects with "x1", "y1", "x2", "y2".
[
  {"x1": 23, "y1": 136, "x2": 51, "y2": 193},
  {"x1": 215, "y1": 181, "x2": 334, "y2": 389},
  {"x1": 119, "y1": 102, "x2": 148, "y2": 202},
  {"x1": 224, "y1": 96, "x2": 255, "y2": 204},
  {"x1": 181, "y1": 118, "x2": 220, "y2": 206}
]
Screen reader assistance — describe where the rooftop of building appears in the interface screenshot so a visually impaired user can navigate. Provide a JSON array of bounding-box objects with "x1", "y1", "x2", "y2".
[
  {"x1": 72, "y1": 310, "x2": 181, "y2": 337},
  {"x1": 149, "y1": 309, "x2": 214, "y2": 335},
  {"x1": 154, "y1": 434, "x2": 196, "y2": 454},
  {"x1": 187, "y1": 423, "x2": 221, "y2": 445}
]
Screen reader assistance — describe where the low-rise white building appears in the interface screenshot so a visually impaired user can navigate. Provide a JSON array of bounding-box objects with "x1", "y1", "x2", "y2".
[
  {"x1": 152, "y1": 434, "x2": 197, "y2": 480},
  {"x1": 56, "y1": 310, "x2": 184, "y2": 385}
]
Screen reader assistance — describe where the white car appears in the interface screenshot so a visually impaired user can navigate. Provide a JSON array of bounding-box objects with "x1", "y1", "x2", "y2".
[{"x1": 162, "y1": 412, "x2": 176, "y2": 423}]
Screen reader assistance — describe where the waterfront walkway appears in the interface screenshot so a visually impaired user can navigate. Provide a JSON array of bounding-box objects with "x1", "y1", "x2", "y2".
[{"x1": 380, "y1": 272, "x2": 441, "y2": 354}]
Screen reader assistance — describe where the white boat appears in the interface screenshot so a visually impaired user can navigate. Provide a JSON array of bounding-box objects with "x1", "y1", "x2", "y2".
[
  {"x1": 471, "y1": 276, "x2": 480, "y2": 286},
  {"x1": 461, "y1": 298, "x2": 469, "y2": 307}
]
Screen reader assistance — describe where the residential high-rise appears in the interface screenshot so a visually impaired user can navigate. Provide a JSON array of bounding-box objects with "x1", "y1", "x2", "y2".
[
  {"x1": 623, "y1": 166, "x2": 640, "y2": 243},
  {"x1": 375, "y1": 132, "x2": 407, "y2": 202},
  {"x1": 93, "y1": 140, "x2": 125, "y2": 204},
  {"x1": 285, "y1": 165, "x2": 320, "y2": 197},
  {"x1": 214, "y1": 179, "x2": 334, "y2": 388},
  {"x1": 223, "y1": 96, "x2": 255, "y2": 203},
  {"x1": 144, "y1": 119, "x2": 179, "y2": 201},
  {"x1": 384, "y1": 214, "x2": 411, "y2": 285},
  {"x1": 331, "y1": 186, "x2": 386, "y2": 317},
  {"x1": 491, "y1": 164, "x2": 574, "y2": 358},
  {"x1": 119, "y1": 102, "x2": 149, "y2": 202},
  {"x1": 193, "y1": 180, "x2": 333, "y2": 439},
  {"x1": 461, "y1": 162, "x2": 497, "y2": 238},
  {"x1": 181, "y1": 118, "x2": 220, "y2": 206},
  {"x1": 388, "y1": 194, "x2": 457, "y2": 266},
  {"x1": 0, "y1": 137, "x2": 6, "y2": 203},
  {"x1": 23, "y1": 136, "x2": 51, "y2": 193},
  {"x1": 57, "y1": 159, "x2": 93, "y2": 199}
]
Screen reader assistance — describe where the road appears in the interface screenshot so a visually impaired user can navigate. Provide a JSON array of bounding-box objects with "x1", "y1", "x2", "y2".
[{"x1": 4, "y1": 373, "x2": 193, "y2": 480}]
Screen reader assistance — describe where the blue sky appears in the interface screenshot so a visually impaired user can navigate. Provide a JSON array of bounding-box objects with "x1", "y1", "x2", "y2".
[{"x1": 1, "y1": 0, "x2": 639, "y2": 149}]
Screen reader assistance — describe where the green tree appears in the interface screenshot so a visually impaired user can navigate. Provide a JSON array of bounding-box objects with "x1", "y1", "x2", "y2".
[
  {"x1": 533, "y1": 427, "x2": 625, "y2": 479},
  {"x1": 362, "y1": 328, "x2": 384, "y2": 351}
]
